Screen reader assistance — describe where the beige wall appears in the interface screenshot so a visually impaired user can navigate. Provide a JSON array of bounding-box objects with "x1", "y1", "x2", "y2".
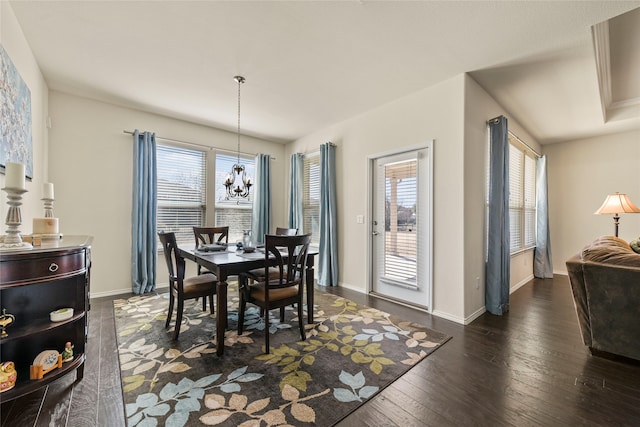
[
  {"x1": 463, "y1": 75, "x2": 542, "y2": 320},
  {"x1": 283, "y1": 73, "x2": 546, "y2": 323},
  {"x1": 544, "y1": 130, "x2": 640, "y2": 274},
  {"x1": 48, "y1": 91, "x2": 286, "y2": 296},
  {"x1": 286, "y1": 75, "x2": 468, "y2": 322},
  {"x1": 0, "y1": 2, "x2": 49, "y2": 227}
]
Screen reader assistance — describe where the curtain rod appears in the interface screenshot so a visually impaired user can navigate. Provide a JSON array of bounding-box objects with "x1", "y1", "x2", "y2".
[
  {"x1": 123, "y1": 130, "x2": 276, "y2": 160},
  {"x1": 508, "y1": 131, "x2": 541, "y2": 158},
  {"x1": 486, "y1": 117, "x2": 541, "y2": 158}
]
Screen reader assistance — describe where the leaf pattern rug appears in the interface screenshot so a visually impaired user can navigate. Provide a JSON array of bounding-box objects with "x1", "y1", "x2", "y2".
[{"x1": 114, "y1": 285, "x2": 450, "y2": 426}]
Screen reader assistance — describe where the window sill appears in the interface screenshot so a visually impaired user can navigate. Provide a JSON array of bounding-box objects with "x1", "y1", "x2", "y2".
[{"x1": 510, "y1": 246, "x2": 535, "y2": 257}]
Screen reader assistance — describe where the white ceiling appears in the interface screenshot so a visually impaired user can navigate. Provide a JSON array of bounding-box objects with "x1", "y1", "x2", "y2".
[{"x1": 7, "y1": 1, "x2": 640, "y2": 145}]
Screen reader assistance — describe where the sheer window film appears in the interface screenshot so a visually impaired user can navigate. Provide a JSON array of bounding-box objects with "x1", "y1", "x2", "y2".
[
  {"x1": 156, "y1": 144, "x2": 206, "y2": 245},
  {"x1": 303, "y1": 153, "x2": 320, "y2": 246},
  {"x1": 508, "y1": 133, "x2": 537, "y2": 253},
  {"x1": 215, "y1": 152, "x2": 255, "y2": 243}
]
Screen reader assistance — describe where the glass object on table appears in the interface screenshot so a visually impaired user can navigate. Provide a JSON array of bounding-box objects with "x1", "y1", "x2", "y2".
[{"x1": 242, "y1": 230, "x2": 255, "y2": 252}]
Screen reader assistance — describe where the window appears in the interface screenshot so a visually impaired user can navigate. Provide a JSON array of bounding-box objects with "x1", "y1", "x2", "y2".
[
  {"x1": 508, "y1": 133, "x2": 537, "y2": 253},
  {"x1": 379, "y1": 156, "x2": 418, "y2": 287},
  {"x1": 303, "y1": 153, "x2": 320, "y2": 246},
  {"x1": 156, "y1": 144, "x2": 206, "y2": 245},
  {"x1": 214, "y1": 152, "x2": 255, "y2": 243}
]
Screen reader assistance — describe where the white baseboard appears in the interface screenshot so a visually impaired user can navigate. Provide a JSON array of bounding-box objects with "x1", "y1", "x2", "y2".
[
  {"x1": 340, "y1": 281, "x2": 481, "y2": 325},
  {"x1": 337, "y1": 281, "x2": 366, "y2": 293},
  {"x1": 510, "y1": 274, "x2": 533, "y2": 294},
  {"x1": 90, "y1": 283, "x2": 169, "y2": 299},
  {"x1": 464, "y1": 306, "x2": 487, "y2": 324},
  {"x1": 431, "y1": 306, "x2": 486, "y2": 325}
]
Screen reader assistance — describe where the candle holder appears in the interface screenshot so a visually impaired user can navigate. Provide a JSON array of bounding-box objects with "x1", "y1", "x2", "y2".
[
  {"x1": 1, "y1": 187, "x2": 33, "y2": 250},
  {"x1": 42, "y1": 198, "x2": 55, "y2": 218}
]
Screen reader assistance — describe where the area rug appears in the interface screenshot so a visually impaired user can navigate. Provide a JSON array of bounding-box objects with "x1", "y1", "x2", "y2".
[{"x1": 114, "y1": 286, "x2": 450, "y2": 426}]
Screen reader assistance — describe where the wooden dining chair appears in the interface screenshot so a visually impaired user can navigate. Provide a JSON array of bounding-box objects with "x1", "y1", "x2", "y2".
[
  {"x1": 237, "y1": 233, "x2": 311, "y2": 353},
  {"x1": 245, "y1": 227, "x2": 299, "y2": 282},
  {"x1": 194, "y1": 226, "x2": 229, "y2": 251},
  {"x1": 193, "y1": 226, "x2": 229, "y2": 311},
  {"x1": 275, "y1": 227, "x2": 298, "y2": 236},
  {"x1": 193, "y1": 226, "x2": 229, "y2": 275},
  {"x1": 158, "y1": 231, "x2": 218, "y2": 340}
]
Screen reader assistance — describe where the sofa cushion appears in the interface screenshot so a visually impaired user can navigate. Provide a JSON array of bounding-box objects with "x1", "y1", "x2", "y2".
[
  {"x1": 630, "y1": 238, "x2": 640, "y2": 254},
  {"x1": 587, "y1": 235, "x2": 630, "y2": 250},
  {"x1": 581, "y1": 236, "x2": 640, "y2": 268}
]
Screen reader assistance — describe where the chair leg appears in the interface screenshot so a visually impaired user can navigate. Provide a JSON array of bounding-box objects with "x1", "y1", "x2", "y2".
[
  {"x1": 208, "y1": 294, "x2": 215, "y2": 315},
  {"x1": 166, "y1": 292, "x2": 175, "y2": 329},
  {"x1": 173, "y1": 299, "x2": 184, "y2": 340},
  {"x1": 264, "y1": 306, "x2": 270, "y2": 354},
  {"x1": 238, "y1": 294, "x2": 246, "y2": 335},
  {"x1": 297, "y1": 299, "x2": 306, "y2": 341},
  {"x1": 280, "y1": 307, "x2": 285, "y2": 322},
  {"x1": 202, "y1": 297, "x2": 207, "y2": 312}
]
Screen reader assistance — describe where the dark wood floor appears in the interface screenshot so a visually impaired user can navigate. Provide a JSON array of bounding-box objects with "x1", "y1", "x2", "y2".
[{"x1": 2, "y1": 275, "x2": 639, "y2": 426}]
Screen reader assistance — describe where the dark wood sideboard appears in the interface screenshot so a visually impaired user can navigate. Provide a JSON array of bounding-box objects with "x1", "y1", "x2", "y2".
[{"x1": 0, "y1": 235, "x2": 92, "y2": 402}]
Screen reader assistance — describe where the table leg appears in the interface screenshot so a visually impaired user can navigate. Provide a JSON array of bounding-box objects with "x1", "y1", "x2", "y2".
[
  {"x1": 306, "y1": 266, "x2": 314, "y2": 324},
  {"x1": 216, "y1": 280, "x2": 228, "y2": 356}
]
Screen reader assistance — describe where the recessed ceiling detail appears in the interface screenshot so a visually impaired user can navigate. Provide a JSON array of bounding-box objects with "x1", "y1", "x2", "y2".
[{"x1": 592, "y1": 8, "x2": 640, "y2": 123}]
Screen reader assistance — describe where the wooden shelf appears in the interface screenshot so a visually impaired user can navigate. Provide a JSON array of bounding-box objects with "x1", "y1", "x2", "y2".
[
  {"x1": 0, "y1": 312, "x2": 86, "y2": 343},
  {"x1": 0, "y1": 353, "x2": 85, "y2": 402}
]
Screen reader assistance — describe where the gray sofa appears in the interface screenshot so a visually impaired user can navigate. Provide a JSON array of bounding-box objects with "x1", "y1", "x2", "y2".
[{"x1": 566, "y1": 236, "x2": 640, "y2": 361}]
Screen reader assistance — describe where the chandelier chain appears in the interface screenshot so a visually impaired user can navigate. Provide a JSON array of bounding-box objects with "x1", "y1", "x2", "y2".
[
  {"x1": 235, "y1": 75, "x2": 245, "y2": 165},
  {"x1": 237, "y1": 77, "x2": 241, "y2": 164}
]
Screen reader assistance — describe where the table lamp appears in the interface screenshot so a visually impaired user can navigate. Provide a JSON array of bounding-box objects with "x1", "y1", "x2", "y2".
[{"x1": 594, "y1": 192, "x2": 640, "y2": 237}]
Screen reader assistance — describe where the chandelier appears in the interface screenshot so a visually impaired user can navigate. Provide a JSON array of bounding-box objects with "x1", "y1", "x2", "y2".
[{"x1": 224, "y1": 75, "x2": 252, "y2": 199}]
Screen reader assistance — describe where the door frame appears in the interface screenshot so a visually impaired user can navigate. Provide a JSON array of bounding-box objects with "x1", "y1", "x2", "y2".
[{"x1": 366, "y1": 141, "x2": 434, "y2": 311}]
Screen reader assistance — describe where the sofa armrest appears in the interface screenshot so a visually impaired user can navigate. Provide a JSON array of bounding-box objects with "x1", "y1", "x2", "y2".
[
  {"x1": 566, "y1": 254, "x2": 591, "y2": 346},
  {"x1": 582, "y1": 262, "x2": 640, "y2": 361}
]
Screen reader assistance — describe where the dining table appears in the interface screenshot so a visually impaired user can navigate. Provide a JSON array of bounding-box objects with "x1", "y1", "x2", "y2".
[{"x1": 178, "y1": 244, "x2": 317, "y2": 356}]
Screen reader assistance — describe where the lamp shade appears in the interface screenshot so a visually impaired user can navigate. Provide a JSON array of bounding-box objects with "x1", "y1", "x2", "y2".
[{"x1": 594, "y1": 193, "x2": 640, "y2": 215}]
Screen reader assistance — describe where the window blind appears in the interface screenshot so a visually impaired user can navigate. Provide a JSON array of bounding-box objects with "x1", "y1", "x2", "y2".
[
  {"x1": 508, "y1": 134, "x2": 537, "y2": 253},
  {"x1": 156, "y1": 144, "x2": 206, "y2": 245},
  {"x1": 214, "y1": 152, "x2": 255, "y2": 243},
  {"x1": 303, "y1": 153, "x2": 320, "y2": 246},
  {"x1": 379, "y1": 157, "x2": 418, "y2": 288},
  {"x1": 509, "y1": 144, "x2": 524, "y2": 252},
  {"x1": 524, "y1": 154, "x2": 536, "y2": 247}
]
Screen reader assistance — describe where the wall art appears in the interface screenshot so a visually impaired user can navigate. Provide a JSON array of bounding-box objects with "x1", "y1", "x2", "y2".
[{"x1": 0, "y1": 44, "x2": 33, "y2": 179}]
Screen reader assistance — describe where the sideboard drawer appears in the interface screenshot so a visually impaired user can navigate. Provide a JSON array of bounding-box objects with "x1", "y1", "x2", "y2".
[{"x1": 0, "y1": 252, "x2": 86, "y2": 285}]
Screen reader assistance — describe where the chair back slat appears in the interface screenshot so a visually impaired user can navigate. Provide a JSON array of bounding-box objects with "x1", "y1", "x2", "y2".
[
  {"x1": 193, "y1": 226, "x2": 229, "y2": 247},
  {"x1": 275, "y1": 227, "x2": 298, "y2": 236}
]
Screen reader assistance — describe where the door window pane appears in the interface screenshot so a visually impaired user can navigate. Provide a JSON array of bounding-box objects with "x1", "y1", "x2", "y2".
[{"x1": 382, "y1": 158, "x2": 417, "y2": 286}]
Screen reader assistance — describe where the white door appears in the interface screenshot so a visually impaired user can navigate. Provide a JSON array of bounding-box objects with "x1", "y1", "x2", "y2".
[{"x1": 370, "y1": 144, "x2": 432, "y2": 310}]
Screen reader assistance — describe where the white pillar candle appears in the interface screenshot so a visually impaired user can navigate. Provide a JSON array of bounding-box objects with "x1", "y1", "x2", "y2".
[
  {"x1": 43, "y1": 182, "x2": 55, "y2": 199},
  {"x1": 4, "y1": 162, "x2": 26, "y2": 190}
]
